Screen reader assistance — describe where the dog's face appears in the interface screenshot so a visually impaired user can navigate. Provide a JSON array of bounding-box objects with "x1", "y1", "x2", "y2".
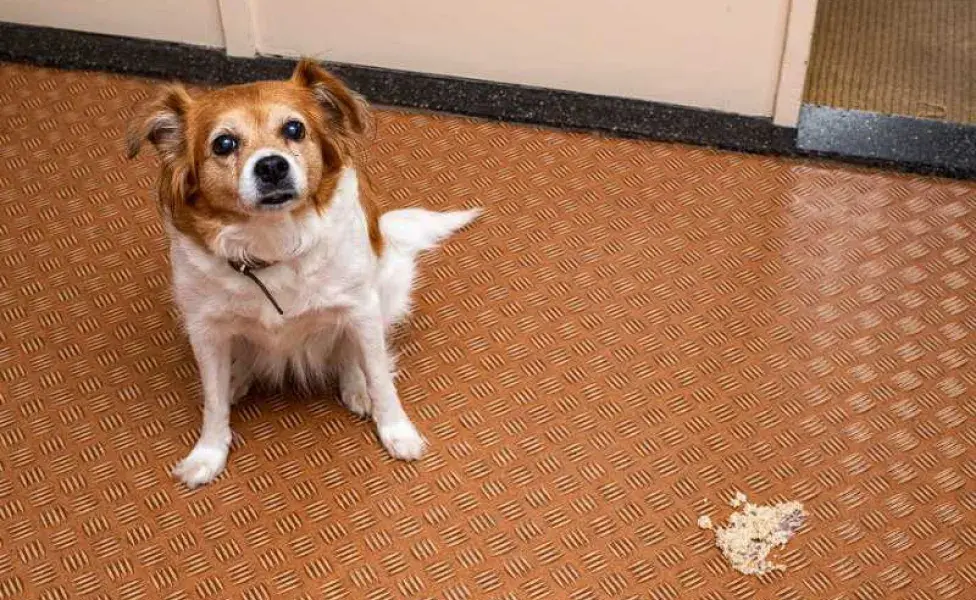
[
  {"x1": 198, "y1": 91, "x2": 321, "y2": 214},
  {"x1": 127, "y1": 60, "x2": 369, "y2": 248}
]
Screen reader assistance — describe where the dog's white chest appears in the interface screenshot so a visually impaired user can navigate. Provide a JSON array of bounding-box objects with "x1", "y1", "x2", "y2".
[
  {"x1": 239, "y1": 261, "x2": 361, "y2": 325},
  {"x1": 239, "y1": 305, "x2": 343, "y2": 355}
]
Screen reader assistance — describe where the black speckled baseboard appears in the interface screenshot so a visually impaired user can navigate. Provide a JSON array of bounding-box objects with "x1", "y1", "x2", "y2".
[
  {"x1": 797, "y1": 105, "x2": 976, "y2": 179},
  {"x1": 2, "y1": 21, "x2": 975, "y2": 180}
]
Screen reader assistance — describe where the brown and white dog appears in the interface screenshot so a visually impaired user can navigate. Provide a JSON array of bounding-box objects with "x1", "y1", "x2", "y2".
[{"x1": 127, "y1": 60, "x2": 478, "y2": 488}]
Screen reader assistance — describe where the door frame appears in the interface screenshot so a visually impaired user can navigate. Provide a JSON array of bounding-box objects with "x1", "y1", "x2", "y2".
[{"x1": 772, "y1": 0, "x2": 819, "y2": 126}]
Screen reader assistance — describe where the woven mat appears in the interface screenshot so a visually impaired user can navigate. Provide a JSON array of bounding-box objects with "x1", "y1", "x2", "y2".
[
  {"x1": 1, "y1": 62, "x2": 974, "y2": 599},
  {"x1": 805, "y1": 0, "x2": 976, "y2": 123}
]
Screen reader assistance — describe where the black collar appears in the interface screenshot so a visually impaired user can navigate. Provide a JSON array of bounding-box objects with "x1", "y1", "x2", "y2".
[{"x1": 228, "y1": 258, "x2": 285, "y2": 315}]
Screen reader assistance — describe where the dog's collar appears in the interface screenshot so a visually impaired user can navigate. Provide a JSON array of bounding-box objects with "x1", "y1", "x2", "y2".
[
  {"x1": 228, "y1": 257, "x2": 285, "y2": 316},
  {"x1": 228, "y1": 256, "x2": 275, "y2": 272}
]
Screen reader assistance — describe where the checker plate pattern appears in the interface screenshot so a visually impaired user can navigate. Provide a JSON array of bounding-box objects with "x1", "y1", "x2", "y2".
[{"x1": 0, "y1": 63, "x2": 974, "y2": 600}]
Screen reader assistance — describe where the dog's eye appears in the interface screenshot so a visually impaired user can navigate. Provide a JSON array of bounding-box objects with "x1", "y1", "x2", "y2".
[
  {"x1": 282, "y1": 120, "x2": 306, "y2": 141},
  {"x1": 212, "y1": 134, "x2": 239, "y2": 156}
]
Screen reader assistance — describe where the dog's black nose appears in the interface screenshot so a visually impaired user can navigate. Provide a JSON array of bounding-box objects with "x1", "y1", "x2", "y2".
[{"x1": 254, "y1": 155, "x2": 290, "y2": 185}]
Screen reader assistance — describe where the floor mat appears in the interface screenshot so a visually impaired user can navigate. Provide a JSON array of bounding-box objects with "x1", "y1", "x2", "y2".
[
  {"x1": 805, "y1": 0, "x2": 976, "y2": 123},
  {"x1": 0, "y1": 62, "x2": 974, "y2": 600}
]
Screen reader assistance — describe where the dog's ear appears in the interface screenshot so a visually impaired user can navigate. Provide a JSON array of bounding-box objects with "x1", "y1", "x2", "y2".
[
  {"x1": 291, "y1": 59, "x2": 370, "y2": 137},
  {"x1": 126, "y1": 85, "x2": 194, "y2": 162},
  {"x1": 126, "y1": 85, "x2": 196, "y2": 212}
]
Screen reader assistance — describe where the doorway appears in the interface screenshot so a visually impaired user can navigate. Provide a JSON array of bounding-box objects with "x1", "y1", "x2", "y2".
[{"x1": 796, "y1": 0, "x2": 976, "y2": 175}]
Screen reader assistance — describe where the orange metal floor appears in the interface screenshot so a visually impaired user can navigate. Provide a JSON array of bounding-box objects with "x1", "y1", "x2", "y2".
[{"x1": 0, "y1": 63, "x2": 974, "y2": 600}]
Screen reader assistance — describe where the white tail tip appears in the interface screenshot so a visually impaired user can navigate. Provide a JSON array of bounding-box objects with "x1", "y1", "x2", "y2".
[{"x1": 381, "y1": 207, "x2": 482, "y2": 253}]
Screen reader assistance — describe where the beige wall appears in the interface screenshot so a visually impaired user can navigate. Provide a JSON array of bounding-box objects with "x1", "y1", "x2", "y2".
[
  {"x1": 253, "y1": 0, "x2": 791, "y2": 117},
  {"x1": 1, "y1": 0, "x2": 225, "y2": 47},
  {"x1": 1, "y1": 0, "x2": 812, "y2": 119}
]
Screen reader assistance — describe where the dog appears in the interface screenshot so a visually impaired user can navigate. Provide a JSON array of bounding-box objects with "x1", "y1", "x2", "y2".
[{"x1": 126, "y1": 59, "x2": 479, "y2": 488}]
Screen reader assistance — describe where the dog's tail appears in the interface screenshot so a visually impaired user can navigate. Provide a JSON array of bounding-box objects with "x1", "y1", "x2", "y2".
[
  {"x1": 380, "y1": 208, "x2": 481, "y2": 254},
  {"x1": 378, "y1": 208, "x2": 481, "y2": 326}
]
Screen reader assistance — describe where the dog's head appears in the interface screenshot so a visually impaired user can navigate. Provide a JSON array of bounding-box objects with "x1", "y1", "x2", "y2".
[{"x1": 127, "y1": 59, "x2": 370, "y2": 247}]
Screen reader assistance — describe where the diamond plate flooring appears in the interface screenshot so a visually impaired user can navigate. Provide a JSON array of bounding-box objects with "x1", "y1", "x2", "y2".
[{"x1": 0, "y1": 63, "x2": 974, "y2": 600}]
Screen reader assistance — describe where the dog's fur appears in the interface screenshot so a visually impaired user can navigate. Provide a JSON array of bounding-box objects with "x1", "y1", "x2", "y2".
[{"x1": 128, "y1": 60, "x2": 478, "y2": 488}]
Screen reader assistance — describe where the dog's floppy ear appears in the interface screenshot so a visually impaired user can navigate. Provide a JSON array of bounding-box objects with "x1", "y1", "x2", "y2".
[
  {"x1": 125, "y1": 84, "x2": 194, "y2": 162},
  {"x1": 291, "y1": 59, "x2": 370, "y2": 137},
  {"x1": 126, "y1": 85, "x2": 196, "y2": 213}
]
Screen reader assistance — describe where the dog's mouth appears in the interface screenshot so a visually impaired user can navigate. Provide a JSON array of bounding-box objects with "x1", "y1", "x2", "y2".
[{"x1": 256, "y1": 190, "x2": 297, "y2": 208}]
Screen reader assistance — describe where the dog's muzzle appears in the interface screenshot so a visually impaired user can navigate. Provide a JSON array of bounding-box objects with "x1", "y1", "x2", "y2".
[{"x1": 253, "y1": 154, "x2": 297, "y2": 206}]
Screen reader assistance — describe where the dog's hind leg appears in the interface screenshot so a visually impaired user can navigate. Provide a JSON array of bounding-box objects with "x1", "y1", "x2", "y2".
[
  {"x1": 334, "y1": 331, "x2": 372, "y2": 418},
  {"x1": 228, "y1": 340, "x2": 254, "y2": 405}
]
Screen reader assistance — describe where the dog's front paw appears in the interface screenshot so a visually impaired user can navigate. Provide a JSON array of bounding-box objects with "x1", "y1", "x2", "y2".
[
  {"x1": 378, "y1": 421, "x2": 427, "y2": 461},
  {"x1": 173, "y1": 444, "x2": 229, "y2": 488}
]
